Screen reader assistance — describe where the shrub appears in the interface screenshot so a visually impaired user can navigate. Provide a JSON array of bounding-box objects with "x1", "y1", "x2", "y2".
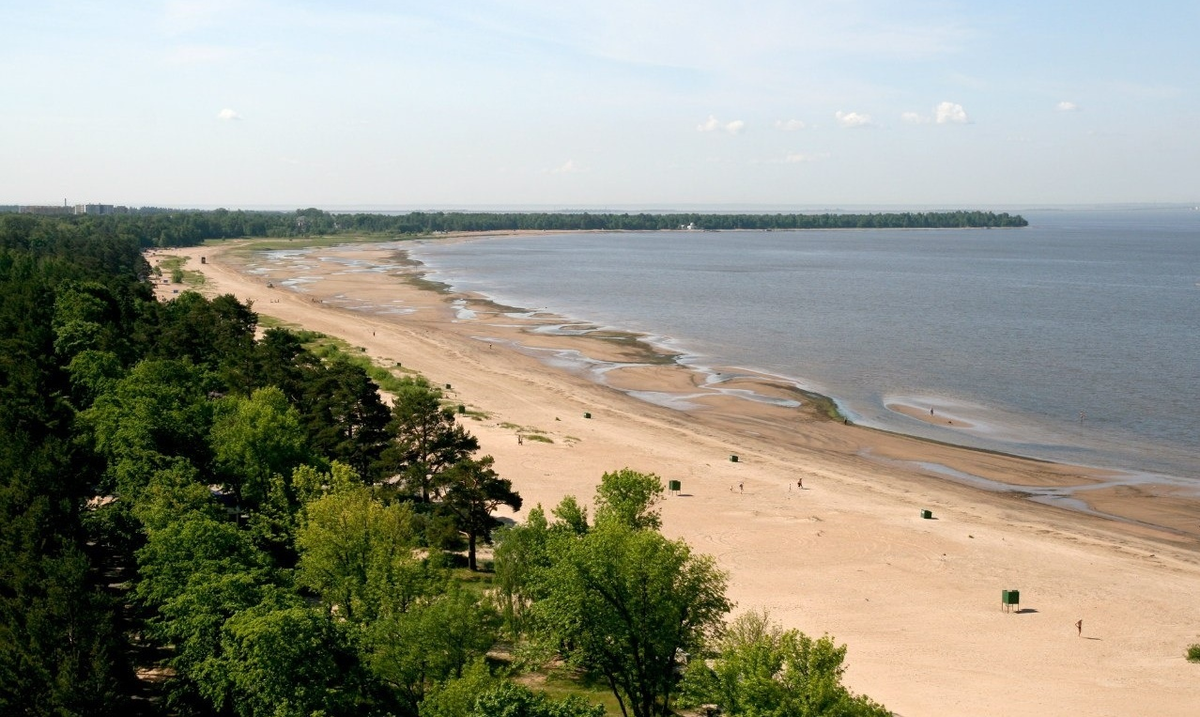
[{"x1": 1187, "y1": 644, "x2": 1200, "y2": 663}]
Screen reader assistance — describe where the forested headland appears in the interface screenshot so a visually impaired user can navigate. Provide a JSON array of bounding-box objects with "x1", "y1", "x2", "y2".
[
  {"x1": 0, "y1": 207, "x2": 1027, "y2": 249},
  {"x1": 1, "y1": 213, "x2": 891, "y2": 716}
]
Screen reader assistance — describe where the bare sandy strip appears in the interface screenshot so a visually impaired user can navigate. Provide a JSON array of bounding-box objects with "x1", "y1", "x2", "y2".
[
  {"x1": 887, "y1": 401, "x2": 977, "y2": 429},
  {"x1": 149, "y1": 241, "x2": 1200, "y2": 717}
]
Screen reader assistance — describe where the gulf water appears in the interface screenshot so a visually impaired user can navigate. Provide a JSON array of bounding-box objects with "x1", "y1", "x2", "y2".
[{"x1": 406, "y1": 209, "x2": 1200, "y2": 483}]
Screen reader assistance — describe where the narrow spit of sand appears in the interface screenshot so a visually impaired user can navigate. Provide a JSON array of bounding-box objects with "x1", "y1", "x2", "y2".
[{"x1": 149, "y1": 241, "x2": 1200, "y2": 717}]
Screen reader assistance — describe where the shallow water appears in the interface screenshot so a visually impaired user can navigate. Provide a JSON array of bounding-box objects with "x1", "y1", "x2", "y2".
[{"x1": 405, "y1": 209, "x2": 1200, "y2": 483}]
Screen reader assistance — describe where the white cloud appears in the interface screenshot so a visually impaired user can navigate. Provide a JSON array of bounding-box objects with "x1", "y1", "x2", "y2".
[
  {"x1": 1056, "y1": 100, "x2": 1079, "y2": 112},
  {"x1": 901, "y1": 111, "x2": 927, "y2": 124},
  {"x1": 217, "y1": 108, "x2": 242, "y2": 121},
  {"x1": 774, "y1": 119, "x2": 806, "y2": 131},
  {"x1": 934, "y1": 101, "x2": 969, "y2": 124},
  {"x1": 697, "y1": 115, "x2": 745, "y2": 134},
  {"x1": 835, "y1": 110, "x2": 873, "y2": 128}
]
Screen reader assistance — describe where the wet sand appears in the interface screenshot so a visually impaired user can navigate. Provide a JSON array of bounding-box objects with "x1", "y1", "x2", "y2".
[{"x1": 148, "y1": 240, "x2": 1200, "y2": 717}]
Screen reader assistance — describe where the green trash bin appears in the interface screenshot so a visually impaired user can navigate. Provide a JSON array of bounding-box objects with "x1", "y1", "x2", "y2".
[
  {"x1": 730, "y1": 454, "x2": 739, "y2": 463},
  {"x1": 668, "y1": 480, "x2": 681, "y2": 492},
  {"x1": 921, "y1": 509, "x2": 933, "y2": 519}
]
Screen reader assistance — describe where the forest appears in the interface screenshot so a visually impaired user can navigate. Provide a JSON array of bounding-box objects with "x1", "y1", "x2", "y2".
[
  {"x1": 0, "y1": 207, "x2": 1027, "y2": 249},
  {"x1": 0, "y1": 214, "x2": 890, "y2": 716}
]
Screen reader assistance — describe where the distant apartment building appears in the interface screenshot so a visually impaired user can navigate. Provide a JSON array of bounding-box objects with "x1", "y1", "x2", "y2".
[
  {"x1": 18, "y1": 204, "x2": 74, "y2": 215},
  {"x1": 15, "y1": 203, "x2": 127, "y2": 215},
  {"x1": 74, "y1": 204, "x2": 122, "y2": 215}
]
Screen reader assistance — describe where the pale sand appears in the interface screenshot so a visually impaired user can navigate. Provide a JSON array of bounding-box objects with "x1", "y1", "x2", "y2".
[{"x1": 152, "y1": 242, "x2": 1200, "y2": 717}]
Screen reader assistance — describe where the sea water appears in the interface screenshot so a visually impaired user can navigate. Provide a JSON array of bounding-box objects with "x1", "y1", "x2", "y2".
[{"x1": 406, "y1": 209, "x2": 1200, "y2": 483}]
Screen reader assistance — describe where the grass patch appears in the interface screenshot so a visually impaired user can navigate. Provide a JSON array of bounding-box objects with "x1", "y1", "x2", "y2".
[
  {"x1": 208, "y1": 233, "x2": 415, "y2": 252},
  {"x1": 524, "y1": 434, "x2": 554, "y2": 444},
  {"x1": 158, "y1": 255, "x2": 207, "y2": 287},
  {"x1": 522, "y1": 667, "x2": 624, "y2": 715},
  {"x1": 1187, "y1": 644, "x2": 1200, "y2": 663},
  {"x1": 295, "y1": 331, "x2": 423, "y2": 395}
]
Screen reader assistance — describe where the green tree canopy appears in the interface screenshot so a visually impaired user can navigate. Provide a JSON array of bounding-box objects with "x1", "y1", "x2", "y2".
[
  {"x1": 209, "y1": 386, "x2": 313, "y2": 509},
  {"x1": 533, "y1": 520, "x2": 731, "y2": 717},
  {"x1": 296, "y1": 484, "x2": 442, "y2": 622},
  {"x1": 678, "y1": 610, "x2": 890, "y2": 717},
  {"x1": 367, "y1": 587, "x2": 499, "y2": 714},
  {"x1": 216, "y1": 605, "x2": 367, "y2": 717},
  {"x1": 594, "y1": 468, "x2": 664, "y2": 531},
  {"x1": 382, "y1": 377, "x2": 478, "y2": 501},
  {"x1": 439, "y1": 455, "x2": 522, "y2": 571}
]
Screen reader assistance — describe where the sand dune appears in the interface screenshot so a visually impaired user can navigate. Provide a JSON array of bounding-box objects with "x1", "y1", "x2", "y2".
[{"x1": 149, "y1": 241, "x2": 1200, "y2": 717}]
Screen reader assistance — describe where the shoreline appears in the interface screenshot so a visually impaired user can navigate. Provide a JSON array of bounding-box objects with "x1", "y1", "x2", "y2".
[
  {"x1": 148, "y1": 239, "x2": 1200, "y2": 717},
  {"x1": 396, "y1": 239, "x2": 1198, "y2": 537}
]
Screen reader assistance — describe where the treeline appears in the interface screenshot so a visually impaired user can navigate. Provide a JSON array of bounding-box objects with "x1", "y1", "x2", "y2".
[
  {"x1": 1, "y1": 208, "x2": 1026, "y2": 251},
  {"x1": 366, "y1": 209, "x2": 1028, "y2": 233},
  {"x1": 1, "y1": 219, "x2": 890, "y2": 715}
]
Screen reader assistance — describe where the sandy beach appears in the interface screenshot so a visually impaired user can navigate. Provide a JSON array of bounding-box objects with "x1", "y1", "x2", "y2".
[{"x1": 150, "y1": 240, "x2": 1200, "y2": 717}]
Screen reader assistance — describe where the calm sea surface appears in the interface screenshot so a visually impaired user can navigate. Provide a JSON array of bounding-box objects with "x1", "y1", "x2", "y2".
[{"x1": 405, "y1": 210, "x2": 1200, "y2": 483}]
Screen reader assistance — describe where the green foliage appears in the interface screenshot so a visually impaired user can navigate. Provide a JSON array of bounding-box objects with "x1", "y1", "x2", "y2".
[
  {"x1": 1187, "y1": 644, "x2": 1200, "y2": 663},
  {"x1": 368, "y1": 587, "x2": 500, "y2": 713},
  {"x1": 81, "y1": 358, "x2": 217, "y2": 497},
  {"x1": 550, "y1": 496, "x2": 590, "y2": 536},
  {"x1": 383, "y1": 376, "x2": 479, "y2": 501},
  {"x1": 492, "y1": 506, "x2": 553, "y2": 638},
  {"x1": 216, "y1": 605, "x2": 366, "y2": 717},
  {"x1": 418, "y1": 657, "x2": 504, "y2": 717},
  {"x1": 439, "y1": 455, "x2": 522, "y2": 570},
  {"x1": 296, "y1": 485, "x2": 443, "y2": 622},
  {"x1": 678, "y1": 610, "x2": 890, "y2": 717},
  {"x1": 467, "y1": 681, "x2": 607, "y2": 717},
  {"x1": 209, "y1": 386, "x2": 313, "y2": 508},
  {"x1": 533, "y1": 520, "x2": 731, "y2": 717},
  {"x1": 300, "y1": 357, "x2": 392, "y2": 481},
  {"x1": 594, "y1": 468, "x2": 664, "y2": 531},
  {"x1": 135, "y1": 513, "x2": 273, "y2": 611}
]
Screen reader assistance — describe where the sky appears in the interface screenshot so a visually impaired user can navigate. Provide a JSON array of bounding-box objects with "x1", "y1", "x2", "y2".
[{"x1": 3, "y1": 1, "x2": 1198, "y2": 209}]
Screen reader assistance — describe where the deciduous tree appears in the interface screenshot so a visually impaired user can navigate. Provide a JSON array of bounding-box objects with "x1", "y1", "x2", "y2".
[
  {"x1": 677, "y1": 610, "x2": 890, "y2": 717},
  {"x1": 534, "y1": 521, "x2": 730, "y2": 717}
]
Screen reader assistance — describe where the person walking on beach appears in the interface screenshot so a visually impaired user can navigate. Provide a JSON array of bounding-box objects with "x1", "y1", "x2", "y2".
[
  {"x1": 1075, "y1": 619, "x2": 1083, "y2": 637},
  {"x1": 738, "y1": 481, "x2": 744, "y2": 493},
  {"x1": 797, "y1": 478, "x2": 804, "y2": 490}
]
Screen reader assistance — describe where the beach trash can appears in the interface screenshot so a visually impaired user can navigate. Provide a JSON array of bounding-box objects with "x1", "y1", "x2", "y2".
[
  {"x1": 583, "y1": 412, "x2": 592, "y2": 419},
  {"x1": 445, "y1": 383, "x2": 452, "y2": 390},
  {"x1": 668, "y1": 480, "x2": 681, "y2": 492},
  {"x1": 457, "y1": 404, "x2": 465, "y2": 414},
  {"x1": 730, "y1": 454, "x2": 739, "y2": 463},
  {"x1": 921, "y1": 509, "x2": 933, "y2": 519}
]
